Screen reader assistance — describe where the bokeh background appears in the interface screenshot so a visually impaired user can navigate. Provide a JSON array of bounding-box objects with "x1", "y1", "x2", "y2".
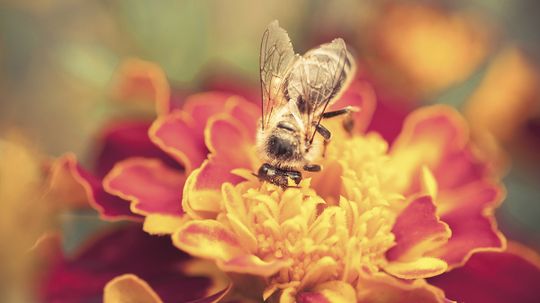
[{"x1": 1, "y1": 0, "x2": 539, "y2": 301}]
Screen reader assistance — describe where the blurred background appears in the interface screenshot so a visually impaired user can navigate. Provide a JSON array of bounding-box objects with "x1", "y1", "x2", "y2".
[{"x1": 1, "y1": 0, "x2": 539, "y2": 301}]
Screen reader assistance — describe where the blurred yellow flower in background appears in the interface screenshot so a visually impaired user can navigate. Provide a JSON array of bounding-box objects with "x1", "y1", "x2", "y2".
[
  {"x1": 465, "y1": 47, "x2": 540, "y2": 168},
  {"x1": 0, "y1": 133, "x2": 53, "y2": 302},
  {"x1": 368, "y1": 3, "x2": 493, "y2": 97}
]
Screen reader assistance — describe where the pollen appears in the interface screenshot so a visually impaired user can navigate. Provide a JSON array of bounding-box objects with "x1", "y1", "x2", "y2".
[{"x1": 217, "y1": 126, "x2": 403, "y2": 297}]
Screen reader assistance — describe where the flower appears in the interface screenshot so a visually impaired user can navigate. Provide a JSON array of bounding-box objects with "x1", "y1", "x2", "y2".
[
  {"x1": 50, "y1": 58, "x2": 540, "y2": 302},
  {"x1": 366, "y1": 2, "x2": 493, "y2": 97},
  {"x1": 464, "y1": 47, "x2": 540, "y2": 166},
  {"x1": 168, "y1": 100, "x2": 506, "y2": 302},
  {"x1": 0, "y1": 134, "x2": 57, "y2": 302}
]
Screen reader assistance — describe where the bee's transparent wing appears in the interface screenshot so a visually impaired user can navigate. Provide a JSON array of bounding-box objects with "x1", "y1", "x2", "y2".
[
  {"x1": 259, "y1": 20, "x2": 298, "y2": 130},
  {"x1": 285, "y1": 39, "x2": 356, "y2": 142}
]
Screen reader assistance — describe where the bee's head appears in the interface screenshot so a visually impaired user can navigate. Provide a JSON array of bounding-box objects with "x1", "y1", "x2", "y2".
[{"x1": 265, "y1": 121, "x2": 301, "y2": 161}]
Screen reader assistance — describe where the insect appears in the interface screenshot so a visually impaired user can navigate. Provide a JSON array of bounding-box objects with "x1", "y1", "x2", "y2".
[{"x1": 256, "y1": 20, "x2": 357, "y2": 188}]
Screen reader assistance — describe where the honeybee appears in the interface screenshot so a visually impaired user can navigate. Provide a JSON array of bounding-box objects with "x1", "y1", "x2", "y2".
[{"x1": 256, "y1": 20, "x2": 357, "y2": 188}]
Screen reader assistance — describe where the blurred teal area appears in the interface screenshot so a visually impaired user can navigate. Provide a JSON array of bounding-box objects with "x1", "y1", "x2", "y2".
[{"x1": 0, "y1": 0, "x2": 539, "y2": 261}]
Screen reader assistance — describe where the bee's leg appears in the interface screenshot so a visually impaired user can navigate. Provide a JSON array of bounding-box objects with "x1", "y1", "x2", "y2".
[
  {"x1": 285, "y1": 170, "x2": 303, "y2": 186},
  {"x1": 321, "y1": 106, "x2": 360, "y2": 119},
  {"x1": 316, "y1": 124, "x2": 332, "y2": 157},
  {"x1": 316, "y1": 124, "x2": 331, "y2": 140},
  {"x1": 322, "y1": 106, "x2": 359, "y2": 133},
  {"x1": 303, "y1": 164, "x2": 321, "y2": 172},
  {"x1": 257, "y1": 163, "x2": 289, "y2": 188}
]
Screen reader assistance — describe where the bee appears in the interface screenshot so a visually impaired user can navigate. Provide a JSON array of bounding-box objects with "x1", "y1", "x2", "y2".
[{"x1": 256, "y1": 20, "x2": 357, "y2": 188}]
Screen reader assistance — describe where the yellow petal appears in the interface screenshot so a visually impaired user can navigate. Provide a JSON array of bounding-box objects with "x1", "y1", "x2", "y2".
[
  {"x1": 299, "y1": 256, "x2": 338, "y2": 289},
  {"x1": 143, "y1": 214, "x2": 186, "y2": 235},
  {"x1": 420, "y1": 166, "x2": 438, "y2": 199},
  {"x1": 173, "y1": 220, "x2": 243, "y2": 261},
  {"x1": 385, "y1": 256, "x2": 448, "y2": 279},
  {"x1": 311, "y1": 280, "x2": 357, "y2": 303},
  {"x1": 103, "y1": 274, "x2": 163, "y2": 303}
]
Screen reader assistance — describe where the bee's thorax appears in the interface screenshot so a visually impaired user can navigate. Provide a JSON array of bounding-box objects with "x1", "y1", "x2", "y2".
[{"x1": 276, "y1": 121, "x2": 297, "y2": 132}]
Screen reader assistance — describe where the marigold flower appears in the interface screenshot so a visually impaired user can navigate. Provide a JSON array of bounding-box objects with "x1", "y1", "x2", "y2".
[{"x1": 48, "y1": 58, "x2": 540, "y2": 302}]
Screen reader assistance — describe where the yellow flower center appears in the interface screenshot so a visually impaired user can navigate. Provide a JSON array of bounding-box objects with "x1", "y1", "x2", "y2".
[{"x1": 218, "y1": 124, "x2": 404, "y2": 297}]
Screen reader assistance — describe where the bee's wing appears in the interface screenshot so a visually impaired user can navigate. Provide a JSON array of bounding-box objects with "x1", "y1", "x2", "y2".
[
  {"x1": 285, "y1": 38, "x2": 356, "y2": 142},
  {"x1": 259, "y1": 20, "x2": 299, "y2": 130}
]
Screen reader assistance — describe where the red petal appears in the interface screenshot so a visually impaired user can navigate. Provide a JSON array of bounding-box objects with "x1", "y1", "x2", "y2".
[
  {"x1": 391, "y1": 106, "x2": 505, "y2": 267},
  {"x1": 95, "y1": 120, "x2": 180, "y2": 177},
  {"x1": 428, "y1": 242, "x2": 540, "y2": 303},
  {"x1": 331, "y1": 80, "x2": 377, "y2": 134},
  {"x1": 431, "y1": 180, "x2": 505, "y2": 268},
  {"x1": 226, "y1": 96, "x2": 260, "y2": 141},
  {"x1": 390, "y1": 105, "x2": 468, "y2": 194},
  {"x1": 57, "y1": 154, "x2": 141, "y2": 220},
  {"x1": 149, "y1": 92, "x2": 257, "y2": 176},
  {"x1": 367, "y1": 95, "x2": 412, "y2": 144},
  {"x1": 182, "y1": 92, "x2": 234, "y2": 138},
  {"x1": 195, "y1": 117, "x2": 255, "y2": 191},
  {"x1": 357, "y1": 273, "x2": 446, "y2": 303},
  {"x1": 103, "y1": 158, "x2": 186, "y2": 216},
  {"x1": 40, "y1": 224, "x2": 212, "y2": 302},
  {"x1": 149, "y1": 111, "x2": 208, "y2": 173},
  {"x1": 387, "y1": 196, "x2": 451, "y2": 262}
]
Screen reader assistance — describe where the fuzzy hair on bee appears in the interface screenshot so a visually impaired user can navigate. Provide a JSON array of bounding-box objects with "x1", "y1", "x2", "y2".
[{"x1": 255, "y1": 20, "x2": 357, "y2": 188}]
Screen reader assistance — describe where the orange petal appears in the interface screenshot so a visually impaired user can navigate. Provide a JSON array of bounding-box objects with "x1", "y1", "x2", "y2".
[
  {"x1": 110, "y1": 58, "x2": 170, "y2": 115},
  {"x1": 218, "y1": 255, "x2": 292, "y2": 277},
  {"x1": 428, "y1": 242, "x2": 540, "y2": 303},
  {"x1": 172, "y1": 220, "x2": 244, "y2": 261},
  {"x1": 387, "y1": 196, "x2": 450, "y2": 262},
  {"x1": 149, "y1": 111, "x2": 207, "y2": 173},
  {"x1": 357, "y1": 272, "x2": 447, "y2": 303},
  {"x1": 103, "y1": 158, "x2": 185, "y2": 216},
  {"x1": 104, "y1": 274, "x2": 163, "y2": 303}
]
